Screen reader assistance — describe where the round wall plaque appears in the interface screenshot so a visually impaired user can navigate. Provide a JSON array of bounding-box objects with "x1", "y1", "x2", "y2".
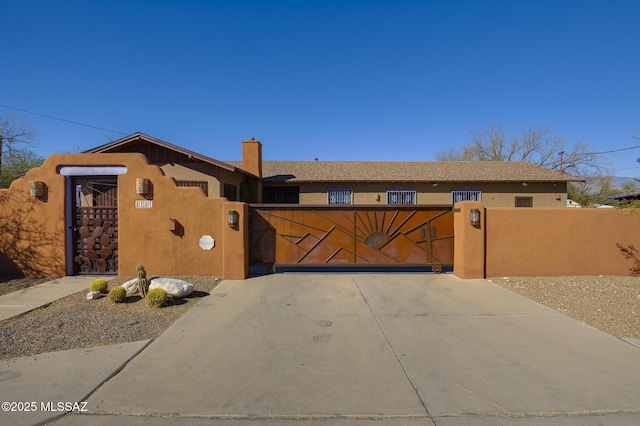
[{"x1": 199, "y1": 235, "x2": 215, "y2": 250}]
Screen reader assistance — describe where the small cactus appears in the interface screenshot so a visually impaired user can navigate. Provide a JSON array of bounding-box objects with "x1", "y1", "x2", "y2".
[
  {"x1": 109, "y1": 286, "x2": 127, "y2": 303},
  {"x1": 136, "y1": 264, "x2": 149, "y2": 298},
  {"x1": 89, "y1": 278, "x2": 109, "y2": 294},
  {"x1": 147, "y1": 288, "x2": 168, "y2": 308}
]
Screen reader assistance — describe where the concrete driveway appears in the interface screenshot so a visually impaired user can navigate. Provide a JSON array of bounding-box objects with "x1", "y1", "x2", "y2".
[{"x1": 52, "y1": 273, "x2": 640, "y2": 425}]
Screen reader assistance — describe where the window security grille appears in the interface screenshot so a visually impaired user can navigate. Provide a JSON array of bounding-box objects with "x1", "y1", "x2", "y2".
[
  {"x1": 176, "y1": 181, "x2": 209, "y2": 196},
  {"x1": 328, "y1": 188, "x2": 352, "y2": 205},
  {"x1": 223, "y1": 183, "x2": 238, "y2": 201},
  {"x1": 515, "y1": 197, "x2": 533, "y2": 207},
  {"x1": 387, "y1": 188, "x2": 416, "y2": 205},
  {"x1": 451, "y1": 188, "x2": 482, "y2": 203}
]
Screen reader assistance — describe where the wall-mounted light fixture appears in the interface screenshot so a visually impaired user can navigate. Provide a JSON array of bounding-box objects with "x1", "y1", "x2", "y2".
[
  {"x1": 375, "y1": 194, "x2": 380, "y2": 202},
  {"x1": 521, "y1": 182, "x2": 528, "y2": 187},
  {"x1": 29, "y1": 181, "x2": 44, "y2": 197},
  {"x1": 228, "y1": 210, "x2": 239, "y2": 228},
  {"x1": 470, "y1": 208, "x2": 481, "y2": 228},
  {"x1": 432, "y1": 182, "x2": 439, "y2": 187},
  {"x1": 136, "y1": 178, "x2": 150, "y2": 195}
]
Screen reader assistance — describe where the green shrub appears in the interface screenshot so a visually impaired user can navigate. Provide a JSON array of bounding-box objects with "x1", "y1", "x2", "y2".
[
  {"x1": 109, "y1": 286, "x2": 127, "y2": 303},
  {"x1": 89, "y1": 279, "x2": 109, "y2": 294},
  {"x1": 147, "y1": 288, "x2": 168, "y2": 308}
]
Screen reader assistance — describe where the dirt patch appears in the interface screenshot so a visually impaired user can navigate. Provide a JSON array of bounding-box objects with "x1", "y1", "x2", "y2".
[
  {"x1": 490, "y1": 275, "x2": 640, "y2": 339},
  {"x1": 0, "y1": 276, "x2": 221, "y2": 360}
]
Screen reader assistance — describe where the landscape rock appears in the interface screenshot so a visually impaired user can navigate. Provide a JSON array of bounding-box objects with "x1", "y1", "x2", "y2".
[
  {"x1": 148, "y1": 277, "x2": 194, "y2": 298},
  {"x1": 121, "y1": 278, "x2": 139, "y2": 296},
  {"x1": 86, "y1": 291, "x2": 103, "y2": 300}
]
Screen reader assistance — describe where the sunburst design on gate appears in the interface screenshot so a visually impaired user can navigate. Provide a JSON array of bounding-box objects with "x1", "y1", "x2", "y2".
[{"x1": 250, "y1": 207, "x2": 454, "y2": 266}]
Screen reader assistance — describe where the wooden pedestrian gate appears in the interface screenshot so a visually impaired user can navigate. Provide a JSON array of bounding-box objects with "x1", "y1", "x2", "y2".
[
  {"x1": 72, "y1": 177, "x2": 119, "y2": 274},
  {"x1": 249, "y1": 205, "x2": 454, "y2": 271}
]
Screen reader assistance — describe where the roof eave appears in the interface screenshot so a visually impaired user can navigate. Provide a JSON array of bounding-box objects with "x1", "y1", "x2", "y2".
[{"x1": 84, "y1": 132, "x2": 261, "y2": 178}]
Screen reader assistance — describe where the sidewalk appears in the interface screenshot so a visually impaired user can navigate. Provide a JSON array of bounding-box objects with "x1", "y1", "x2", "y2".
[
  {"x1": 0, "y1": 275, "x2": 153, "y2": 426},
  {"x1": 0, "y1": 275, "x2": 108, "y2": 322}
]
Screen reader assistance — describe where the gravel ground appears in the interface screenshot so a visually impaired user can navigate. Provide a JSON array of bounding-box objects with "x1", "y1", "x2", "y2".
[
  {"x1": 0, "y1": 277, "x2": 52, "y2": 297},
  {"x1": 0, "y1": 276, "x2": 220, "y2": 360},
  {"x1": 1, "y1": 274, "x2": 638, "y2": 361},
  {"x1": 490, "y1": 275, "x2": 640, "y2": 339}
]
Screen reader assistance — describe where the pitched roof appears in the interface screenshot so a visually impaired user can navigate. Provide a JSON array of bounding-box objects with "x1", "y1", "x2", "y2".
[
  {"x1": 86, "y1": 134, "x2": 583, "y2": 183},
  {"x1": 241, "y1": 160, "x2": 583, "y2": 183},
  {"x1": 84, "y1": 132, "x2": 258, "y2": 178}
]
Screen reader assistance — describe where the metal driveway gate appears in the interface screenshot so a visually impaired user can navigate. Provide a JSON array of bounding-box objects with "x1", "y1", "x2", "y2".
[{"x1": 249, "y1": 205, "x2": 454, "y2": 271}]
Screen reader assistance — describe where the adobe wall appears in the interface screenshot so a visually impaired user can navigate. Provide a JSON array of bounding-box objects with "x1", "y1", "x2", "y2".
[
  {"x1": 0, "y1": 161, "x2": 67, "y2": 277},
  {"x1": 452, "y1": 201, "x2": 485, "y2": 279},
  {"x1": 0, "y1": 153, "x2": 248, "y2": 279},
  {"x1": 485, "y1": 207, "x2": 640, "y2": 277}
]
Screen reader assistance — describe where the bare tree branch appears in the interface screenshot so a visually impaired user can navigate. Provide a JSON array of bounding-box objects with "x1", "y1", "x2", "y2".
[
  {"x1": 436, "y1": 123, "x2": 608, "y2": 177},
  {"x1": 0, "y1": 115, "x2": 39, "y2": 187}
]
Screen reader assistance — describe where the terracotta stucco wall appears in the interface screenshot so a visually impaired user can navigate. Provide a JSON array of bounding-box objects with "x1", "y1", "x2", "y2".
[
  {"x1": 484, "y1": 207, "x2": 640, "y2": 277},
  {"x1": 295, "y1": 182, "x2": 567, "y2": 207},
  {"x1": 453, "y1": 202, "x2": 485, "y2": 279},
  {"x1": 0, "y1": 153, "x2": 248, "y2": 279},
  {"x1": 0, "y1": 161, "x2": 67, "y2": 277}
]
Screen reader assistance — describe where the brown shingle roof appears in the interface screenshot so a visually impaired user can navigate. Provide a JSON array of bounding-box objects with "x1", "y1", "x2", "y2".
[{"x1": 244, "y1": 161, "x2": 584, "y2": 183}]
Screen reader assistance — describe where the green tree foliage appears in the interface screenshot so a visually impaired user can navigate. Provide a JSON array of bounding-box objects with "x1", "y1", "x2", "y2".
[
  {"x1": 567, "y1": 175, "x2": 619, "y2": 207},
  {"x1": 0, "y1": 147, "x2": 45, "y2": 188}
]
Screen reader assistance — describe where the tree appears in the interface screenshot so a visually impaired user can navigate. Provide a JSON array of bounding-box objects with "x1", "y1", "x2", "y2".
[
  {"x1": 0, "y1": 115, "x2": 39, "y2": 188},
  {"x1": 567, "y1": 175, "x2": 620, "y2": 207},
  {"x1": 436, "y1": 124, "x2": 606, "y2": 176},
  {"x1": 0, "y1": 147, "x2": 45, "y2": 188},
  {"x1": 436, "y1": 123, "x2": 611, "y2": 206}
]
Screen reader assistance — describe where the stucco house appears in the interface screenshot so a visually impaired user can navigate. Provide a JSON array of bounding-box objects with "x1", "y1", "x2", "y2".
[
  {"x1": 85, "y1": 133, "x2": 261, "y2": 202},
  {"x1": 253, "y1": 159, "x2": 583, "y2": 208},
  {"x1": 87, "y1": 133, "x2": 583, "y2": 208},
  {"x1": 5, "y1": 132, "x2": 638, "y2": 281}
]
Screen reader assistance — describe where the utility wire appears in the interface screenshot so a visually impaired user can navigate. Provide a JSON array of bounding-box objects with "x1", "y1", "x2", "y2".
[
  {"x1": 0, "y1": 104, "x2": 128, "y2": 136},
  {"x1": 585, "y1": 145, "x2": 640, "y2": 155},
  {"x1": 3, "y1": 102, "x2": 637, "y2": 157}
]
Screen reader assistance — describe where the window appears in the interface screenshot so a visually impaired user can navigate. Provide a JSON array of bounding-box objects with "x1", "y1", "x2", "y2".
[
  {"x1": 176, "y1": 180, "x2": 209, "y2": 196},
  {"x1": 223, "y1": 184, "x2": 238, "y2": 201},
  {"x1": 263, "y1": 186, "x2": 300, "y2": 204},
  {"x1": 387, "y1": 188, "x2": 416, "y2": 205},
  {"x1": 452, "y1": 187, "x2": 481, "y2": 203},
  {"x1": 328, "y1": 188, "x2": 352, "y2": 205},
  {"x1": 515, "y1": 197, "x2": 533, "y2": 208}
]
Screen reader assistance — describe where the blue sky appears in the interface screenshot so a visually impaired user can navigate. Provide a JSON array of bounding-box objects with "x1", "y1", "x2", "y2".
[{"x1": 2, "y1": 0, "x2": 639, "y2": 177}]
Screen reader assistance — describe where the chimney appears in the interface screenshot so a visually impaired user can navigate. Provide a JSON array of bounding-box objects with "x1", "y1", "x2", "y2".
[{"x1": 242, "y1": 137, "x2": 262, "y2": 178}]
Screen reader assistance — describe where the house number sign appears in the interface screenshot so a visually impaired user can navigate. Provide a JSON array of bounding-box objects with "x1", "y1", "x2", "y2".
[{"x1": 135, "y1": 200, "x2": 153, "y2": 209}]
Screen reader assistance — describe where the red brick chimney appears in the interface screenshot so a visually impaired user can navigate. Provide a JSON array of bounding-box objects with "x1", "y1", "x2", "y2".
[{"x1": 242, "y1": 138, "x2": 262, "y2": 178}]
